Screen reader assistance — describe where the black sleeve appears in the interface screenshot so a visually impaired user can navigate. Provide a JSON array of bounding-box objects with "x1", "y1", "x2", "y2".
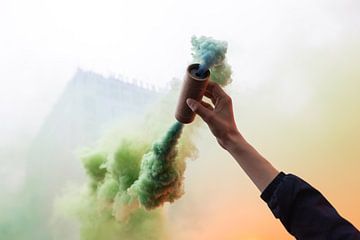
[{"x1": 260, "y1": 172, "x2": 360, "y2": 240}]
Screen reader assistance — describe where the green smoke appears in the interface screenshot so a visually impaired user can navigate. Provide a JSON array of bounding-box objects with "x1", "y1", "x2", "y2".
[
  {"x1": 55, "y1": 187, "x2": 168, "y2": 240},
  {"x1": 129, "y1": 121, "x2": 184, "y2": 209},
  {"x1": 56, "y1": 120, "x2": 191, "y2": 239},
  {"x1": 191, "y1": 35, "x2": 232, "y2": 86},
  {"x1": 83, "y1": 122, "x2": 185, "y2": 213}
]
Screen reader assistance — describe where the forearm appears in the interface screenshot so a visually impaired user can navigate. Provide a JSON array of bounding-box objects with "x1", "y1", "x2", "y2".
[{"x1": 223, "y1": 132, "x2": 279, "y2": 192}]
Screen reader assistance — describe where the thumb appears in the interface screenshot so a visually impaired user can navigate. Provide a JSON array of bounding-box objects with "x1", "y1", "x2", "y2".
[{"x1": 186, "y1": 98, "x2": 212, "y2": 122}]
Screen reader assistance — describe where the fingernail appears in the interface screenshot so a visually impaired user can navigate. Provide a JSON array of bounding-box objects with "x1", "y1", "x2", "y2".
[{"x1": 186, "y1": 98, "x2": 195, "y2": 109}]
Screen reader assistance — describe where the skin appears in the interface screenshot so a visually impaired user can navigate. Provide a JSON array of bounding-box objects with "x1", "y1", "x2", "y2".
[{"x1": 186, "y1": 82, "x2": 279, "y2": 193}]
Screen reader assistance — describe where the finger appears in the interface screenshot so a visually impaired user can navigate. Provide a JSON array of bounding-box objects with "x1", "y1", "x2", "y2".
[
  {"x1": 186, "y1": 98, "x2": 213, "y2": 122},
  {"x1": 205, "y1": 84, "x2": 218, "y2": 105},
  {"x1": 200, "y1": 100, "x2": 214, "y2": 111},
  {"x1": 208, "y1": 81, "x2": 228, "y2": 99},
  {"x1": 205, "y1": 82, "x2": 215, "y2": 98},
  {"x1": 205, "y1": 82, "x2": 229, "y2": 104},
  {"x1": 204, "y1": 91, "x2": 216, "y2": 105}
]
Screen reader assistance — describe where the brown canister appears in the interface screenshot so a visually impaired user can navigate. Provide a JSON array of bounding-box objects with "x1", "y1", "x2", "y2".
[{"x1": 175, "y1": 63, "x2": 210, "y2": 124}]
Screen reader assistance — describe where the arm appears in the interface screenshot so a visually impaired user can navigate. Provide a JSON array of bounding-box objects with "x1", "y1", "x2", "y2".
[
  {"x1": 186, "y1": 82, "x2": 360, "y2": 239},
  {"x1": 186, "y1": 81, "x2": 279, "y2": 192}
]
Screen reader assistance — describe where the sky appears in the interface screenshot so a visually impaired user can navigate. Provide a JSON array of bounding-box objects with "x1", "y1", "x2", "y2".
[
  {"x1": 1, "y1": 0, "x2": 359, "y2": 142},
  {"x1": 1, "y1": 0, "x2": 360, "y2": 239}
]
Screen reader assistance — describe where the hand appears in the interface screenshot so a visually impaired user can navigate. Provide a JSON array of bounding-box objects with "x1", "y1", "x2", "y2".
[{"x1": 186, "y1": 82, "x2": 243, "y2": 150}]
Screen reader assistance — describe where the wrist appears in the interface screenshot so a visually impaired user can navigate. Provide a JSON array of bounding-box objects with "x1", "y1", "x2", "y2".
[{"x1": 221, "y1": 130, "x2": 250, "y2": 153}]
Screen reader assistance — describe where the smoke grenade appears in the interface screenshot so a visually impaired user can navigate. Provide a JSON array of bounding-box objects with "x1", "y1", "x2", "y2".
[{"x1": 175, "y1": 64, "x2": 210, "y2": 124}]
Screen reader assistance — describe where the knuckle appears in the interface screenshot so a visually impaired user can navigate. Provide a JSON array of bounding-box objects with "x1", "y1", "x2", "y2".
[
  {"x1": 203, "y1": 112, "x2": 215, "y2": 123},
  {"x1": 224, "y1": 96, "x2": 232, "y2": 104}
]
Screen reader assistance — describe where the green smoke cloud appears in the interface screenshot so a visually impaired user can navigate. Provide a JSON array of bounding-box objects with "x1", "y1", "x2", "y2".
[
  {"x1": 82, "y1": 122, "x2": 185, "y2": 214},
  {"x1": 191, "y1": 35, "x2": 232, "y2": 86},
  {"x1": 56, "y1": 120, "x2": 193, "y2": 240},
  {"x1": 129, "y1": 122, "x2": 184, "y2": 209}
]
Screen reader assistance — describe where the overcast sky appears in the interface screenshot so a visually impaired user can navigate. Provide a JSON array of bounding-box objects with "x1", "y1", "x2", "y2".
[{"x1": 1, "y1": 0, "x2": 359, "y2": 144}]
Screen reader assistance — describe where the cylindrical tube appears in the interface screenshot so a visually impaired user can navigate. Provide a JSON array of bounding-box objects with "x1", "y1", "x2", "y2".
[{"x1": 175, "y1": 63, "x2": 210, "y2": 124}]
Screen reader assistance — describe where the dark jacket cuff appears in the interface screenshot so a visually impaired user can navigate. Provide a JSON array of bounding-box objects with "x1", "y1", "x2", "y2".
[{"x1": 260, "y1": 171, "x2": 286, "y2": 202}]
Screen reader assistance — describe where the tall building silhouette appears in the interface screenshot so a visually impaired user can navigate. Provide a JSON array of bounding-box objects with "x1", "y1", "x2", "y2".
[{"x1": 21, "y1": 69, "x2": 163, "y2": 240}]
